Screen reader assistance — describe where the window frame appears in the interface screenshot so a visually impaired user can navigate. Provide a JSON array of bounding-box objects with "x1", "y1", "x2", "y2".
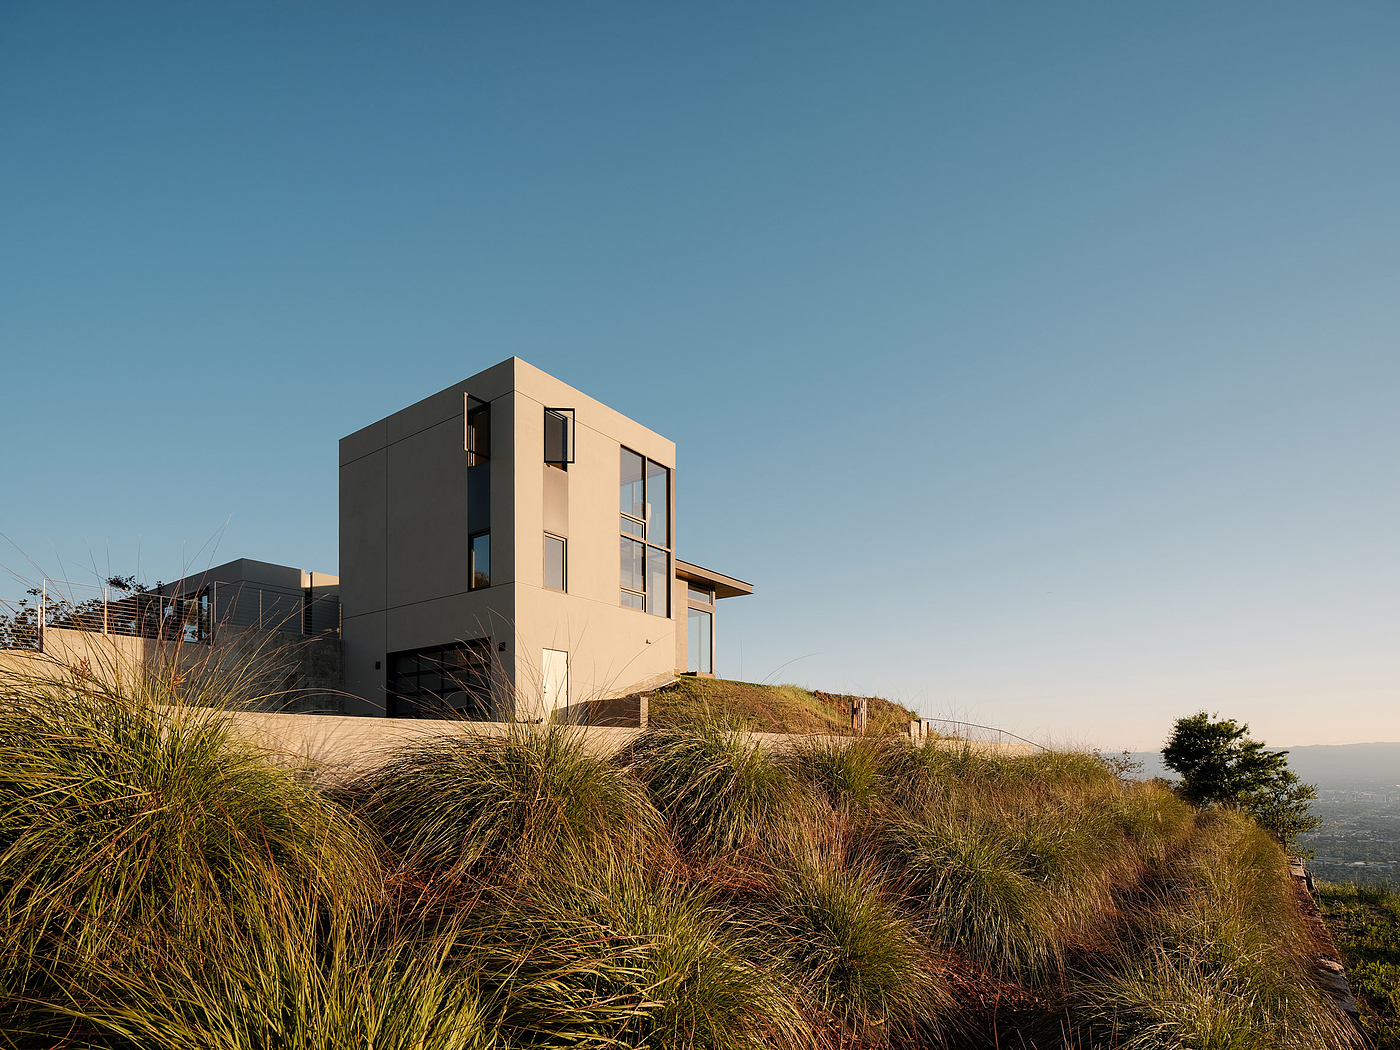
[
  {"x1": 544, "y1": 533, "x2": 567, "y2": 592},
  {"x1": 544, "y1": 407, "x2": 576, "y2": 467},
  {"x1": 386, "y1": 638, "x2": 493, "y2": 719},
  {"x1": 469, "y1": 531, "x2": 491, "y2": 590},
  {"x1": 687, "y1": 607, "x2": 713, "y2": 675},
  {"x1": 619, "y1": 446, "x2": 671, "y2": 617}
]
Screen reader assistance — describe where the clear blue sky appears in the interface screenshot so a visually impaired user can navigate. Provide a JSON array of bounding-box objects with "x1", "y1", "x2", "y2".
[{"x1": 2, "y1": 2, "x2": 1397, "y2": 750}]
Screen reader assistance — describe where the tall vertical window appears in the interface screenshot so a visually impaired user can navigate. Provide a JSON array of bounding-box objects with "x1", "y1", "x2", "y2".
[
  {"x1": 466, "y1": 399, "x2": 491, "y2": 590},
  {"x1": 687, "y1": 608, "x2": 713, "y2": 674},
  {"x1": 544, "y1": 534, "x2": 566, "y2": 591},
  {"x1": 470, "y1": 532, "x2": 490, "y2": 589},
  {"x1": 620, "y1": 447, "x2": 670, "y2": 616}
]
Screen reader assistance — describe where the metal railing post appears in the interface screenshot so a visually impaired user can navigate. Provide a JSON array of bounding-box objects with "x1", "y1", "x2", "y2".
[
  {"x1": 102, "y1": 587, "x2": 108, "y2": 635},
  {"x1": 39, "y1": 581, "x2": 45, "y2": 652},
  {"x1": 258, "y1": 588, "x2": 263, "y2": 629}
]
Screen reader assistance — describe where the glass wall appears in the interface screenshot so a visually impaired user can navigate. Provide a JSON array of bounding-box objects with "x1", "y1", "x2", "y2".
[
  {"x1": 620, "y1": 447, "x2": 671, "y2": 616},
  {"x1": 687, "y1": 608, "x2": 712, "y2": 674},
  {"x1": 387, "y1": 639, "x2": 492, "y2": 718}
]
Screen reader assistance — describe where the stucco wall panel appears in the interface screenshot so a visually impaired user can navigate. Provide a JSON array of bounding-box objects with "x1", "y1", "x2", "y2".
[
  {"x1": 386, "y1": 418, "x2": 467, "y2": 609},
  {"x1": 340, "y1": 449, "x2": 388, "y2": 616}
]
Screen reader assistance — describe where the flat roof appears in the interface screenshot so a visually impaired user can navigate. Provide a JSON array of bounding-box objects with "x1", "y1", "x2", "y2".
[{"x1": 675, "y1": 559, "x2": 753, "y2": 600}]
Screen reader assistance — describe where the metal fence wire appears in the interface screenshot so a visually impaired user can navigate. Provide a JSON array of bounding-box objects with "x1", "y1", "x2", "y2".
[{"x1": 0, "y1": 579, "x2": 341, "y2": 650}]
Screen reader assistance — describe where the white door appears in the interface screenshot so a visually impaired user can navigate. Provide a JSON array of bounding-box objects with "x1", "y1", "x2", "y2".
[{"x1": 542, "y1": 648, "x2": 569, "y2": 722}]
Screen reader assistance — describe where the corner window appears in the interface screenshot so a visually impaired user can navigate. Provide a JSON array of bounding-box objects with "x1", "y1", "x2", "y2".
[
  {"x1": 470, "y1": 532, "x2": 490, "y2": 589},
  {"x1": 544, "y1": 534, "x2": 566, "y2": 592},
  {"x1": 620, "y1": 447, "x2": 670, "y2": 617}
]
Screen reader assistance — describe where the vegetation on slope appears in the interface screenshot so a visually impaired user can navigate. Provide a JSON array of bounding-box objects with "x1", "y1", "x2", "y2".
[
  {"x1": 1317, "y1": 881, "x2": 1400, "y2": 1048},
  {"x1": 0, "y1": 656, "x2": 1358, "y2": 1049},
  {"x1": 646, "y1": 676, "x2": 919, "y2": 735}
]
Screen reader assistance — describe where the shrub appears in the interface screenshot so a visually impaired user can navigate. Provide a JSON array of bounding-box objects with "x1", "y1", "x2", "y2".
[
  {"x1": 754, "y1": 850, "x2": 950, "y2": 1043},
  {"x1": 631, "y1": 718, "x2": 811, "y2": 860},
  {"x1": 890, "y1": 810, "x2": 1062, "y2": 976},
  {"x1": 474, "y1": 858, "x2": 814, "y2": 1050},
  {"x1": 786, "y1": 735, "x2": 910, "y2": 814},
  {"x1": 359, "y1": 724, "x2": 662, "y2": 882},
  {"x1": 30, "y1": 895, "x2": 498, "y2": 1050},
  {"x1": 0, "y1": 681, "x2": 378, "y2": 1024},
  {"x1": 1078, "y1": 809, "x2": 1357, "y2": 1050}
]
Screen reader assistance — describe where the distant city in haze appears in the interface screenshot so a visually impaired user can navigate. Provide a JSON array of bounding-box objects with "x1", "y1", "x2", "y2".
[{"x1": 1, "y1": 2, "x2": 1397, "y2": 752}]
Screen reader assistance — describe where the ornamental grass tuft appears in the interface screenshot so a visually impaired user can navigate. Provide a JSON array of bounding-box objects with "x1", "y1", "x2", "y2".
[
  {"x1": 754, "y1": 847, "x2": 951, "y2": 1044},
  {"x1": 358, "y1": 723, "x2": 664, "y2": 882},
  {"x1": 631, "y1": 716, "x2": 812, "y2": 860},
  {"x1": 1076, "y1": 808, "x2": 1359, "y2": 1050}
]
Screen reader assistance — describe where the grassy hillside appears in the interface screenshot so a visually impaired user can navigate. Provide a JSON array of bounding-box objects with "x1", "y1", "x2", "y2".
[
  {"x1": 1318, "y1": 881, "x2": 1400, "y2": 1047},
  {"x1": 646, "y1": 676, "x2": 920, "y2": 735},
  {"x1": 0, "y1": 659, "x2": 1359, "y2": 1049}
]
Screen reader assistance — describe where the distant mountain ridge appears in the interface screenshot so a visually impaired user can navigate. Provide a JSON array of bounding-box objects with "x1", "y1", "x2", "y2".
[{"x1": 1129, "y1": 742, "x2": 1400, "y2": 791}]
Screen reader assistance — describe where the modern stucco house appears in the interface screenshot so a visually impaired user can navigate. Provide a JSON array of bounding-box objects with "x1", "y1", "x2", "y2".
[
  {"x1": 336, "y1": 357, "x2": 751, "y2": 721},
  {"x1": 4, "y1": 357, "x2": 749, "y2": 723}
]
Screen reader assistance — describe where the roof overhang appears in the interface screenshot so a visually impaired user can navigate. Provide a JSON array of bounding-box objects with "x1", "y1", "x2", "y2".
[{"x1": 675, "y1": 559, "x2": 753, "y2": 600}]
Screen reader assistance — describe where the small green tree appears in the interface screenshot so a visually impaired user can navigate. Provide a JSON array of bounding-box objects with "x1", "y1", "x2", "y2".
[
  {"x1": 1241, "y1": 768, "x2": 1321, "y2": 853},
  {"x1": 1162, "y1": 711, "x2": 1321, "y2": 850}
]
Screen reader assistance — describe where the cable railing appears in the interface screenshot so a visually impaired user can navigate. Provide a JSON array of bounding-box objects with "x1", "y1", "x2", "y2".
[
  {"x1": 916, "y1": 716, "x2": 1045, "y2": 752},
  {"x1": 0, "y1": 579, "x2": 341, "y2": 651}
]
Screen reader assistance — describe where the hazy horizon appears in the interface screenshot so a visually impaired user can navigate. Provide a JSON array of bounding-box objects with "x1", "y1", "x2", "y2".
[{"x1": 2, "y1": 2, "x2": 1397, "y2": 751}]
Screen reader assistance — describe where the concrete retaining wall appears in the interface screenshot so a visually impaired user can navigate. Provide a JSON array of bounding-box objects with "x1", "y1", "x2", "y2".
[{"x1": 214, "y1": 709, "x2": 1034, "y2": 776}]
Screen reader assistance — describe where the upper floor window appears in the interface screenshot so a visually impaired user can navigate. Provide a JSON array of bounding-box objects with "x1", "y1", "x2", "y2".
[
  {"x1": 544, "y1": 408, "x2": 575, "y2": 467},
  {"x1": 466, "y1": 398, "x2": 491, "y2": 589},
  {"x1": 466, "y1": 402, "x2": 491, "y2": 466},
  {"x1": 620, "y1": 447, "x2": 670, "y2": 616}
]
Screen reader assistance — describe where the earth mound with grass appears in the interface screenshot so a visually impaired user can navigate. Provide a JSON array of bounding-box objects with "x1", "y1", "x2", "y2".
[
  {"x1": 646, "y1": 676, "x2": 920, "y2": 735},
  {"x1": 0, "y1": 653, "x2": 1361, "y2": 1049}
]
